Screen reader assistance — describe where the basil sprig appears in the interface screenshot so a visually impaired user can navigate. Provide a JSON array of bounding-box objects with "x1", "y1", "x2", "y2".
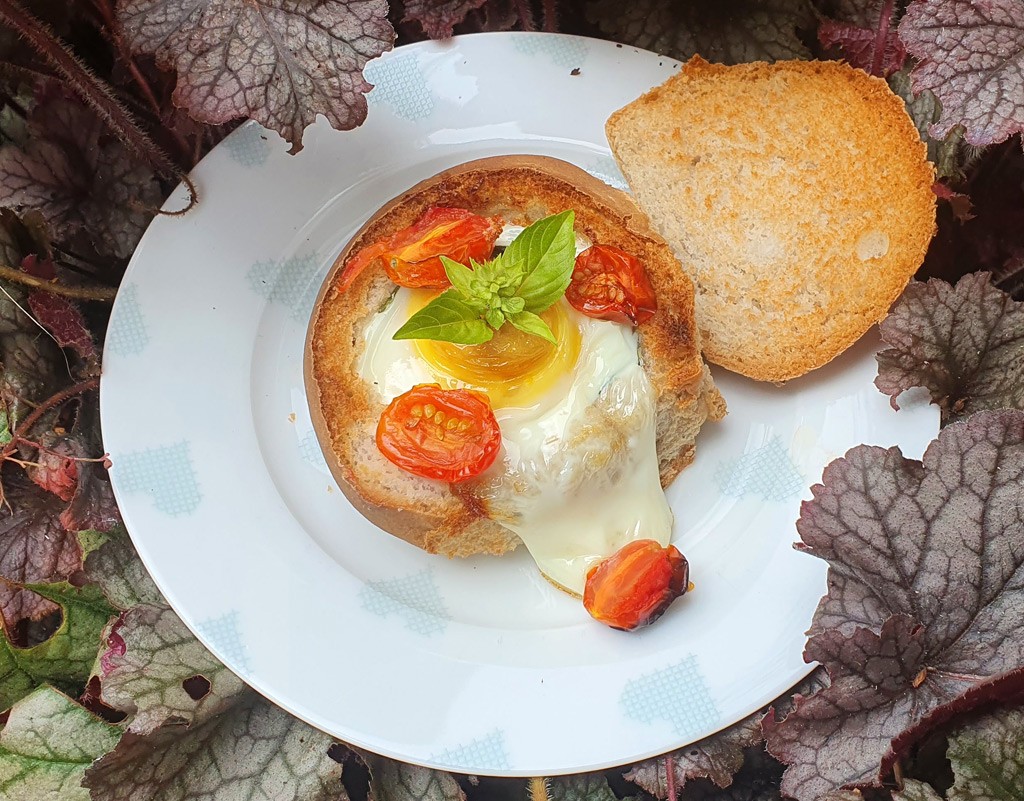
[{"x1": 392, "y1": 210, "x2": 576, "y2": 345}]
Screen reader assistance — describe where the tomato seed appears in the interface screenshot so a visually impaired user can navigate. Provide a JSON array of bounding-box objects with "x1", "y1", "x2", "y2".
[
  {"x1": 434, "y1": 411, "x2": 445, "y2": 424},
  {"x1": 424, "y1": 404, "x2": 436, "y2": 418},
  {"x1": 446, "y1": 418, "x2": 459, "y2": 430},
  {"x1": 410, "y1": 405, "x2": 423, "y2": 418}
]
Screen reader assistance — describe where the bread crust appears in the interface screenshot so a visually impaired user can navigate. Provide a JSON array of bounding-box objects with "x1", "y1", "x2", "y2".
[
  {"x1": 606, "y1": 57, "x2": 937, "y2": 382},
  {"x1": 305, "y1": 155, "x2": 725, "y2": 557}
]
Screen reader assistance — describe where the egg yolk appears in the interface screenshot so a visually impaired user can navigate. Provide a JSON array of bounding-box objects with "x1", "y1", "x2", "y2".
[{"x1": 409, "y1": 290, "x2": 581, "y2": 408}]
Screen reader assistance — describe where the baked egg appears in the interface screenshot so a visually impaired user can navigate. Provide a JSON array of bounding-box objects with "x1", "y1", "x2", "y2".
[{"x1": 358, "y1": 228, "x2": 672, "y2": 596}]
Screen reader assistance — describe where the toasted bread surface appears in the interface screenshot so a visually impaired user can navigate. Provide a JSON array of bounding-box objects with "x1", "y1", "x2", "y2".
[
  {"x1": 306, "y1": 155, "x2": 725, "y2": 557},
  {"x1": 606, "y1": 57, "x2": 936, "y2": 382}
]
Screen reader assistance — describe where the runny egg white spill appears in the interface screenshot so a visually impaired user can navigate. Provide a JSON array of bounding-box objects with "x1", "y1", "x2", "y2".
[{"x1": 357, "y1": 230, "x2": 672, "y2": 596}]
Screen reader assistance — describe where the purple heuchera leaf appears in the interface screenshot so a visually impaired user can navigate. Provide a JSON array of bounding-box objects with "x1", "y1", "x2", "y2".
[
  {"x1": 117, "y1": 0, "x2": 396, "y2": 154},
  {"x1": 366, "y1": 756, "x2": 466, "y2": 801},
  {"x1": 55, "y1": 395, "x2": 121, "y2": 535},
  {"x1": 916, "y1": 142, "x2": 1024, "y2": 298},
  {"x1": 403, "y1": 0, "x2": 487, "y2": 38},
  {"x1": 26, "y1": 439, "x2": 78, "y2": 502},
  {"x1": 26, "y1": 291, "x2": 96, "y2": 361},
  {"x1": 899, "y1": 0, "x2": 1024, "y2": 146},
  {"x1": 875, "y1": 273, "x2": 1024, "y2": 424},
  {"x1": 0, "y1": 93, "x2": 162, "y2": 259},
  {"x1": 97, "y1": 603, "x2": 246, "y2": 734},
  {"x1": 447, "y1": 0, "x2": 529, "y2": 33},
  {"x1": 82, "y1": 532, "x2": 162, "y2": 611},
  {"x1": 59, "y1": 460, "x2": 120, "y2": 534},
  {"x1": 625, "y1": 710, "x2": 762, "y2": 795},
  {"x1": 763, "y1": 410, "x2": 1024, "y2": 800},
  {"x1": 1, "y1": 268, "x2": 64, "y2": 433},
  {"x1": 0, "y1": 475, "x2": 81, "y2": 628},
  {"x1": 931, "y1": 182, "x2": 974, "y2": 223},
  {"x1": 833, "y1": 0, "x2": 887, "y2": 28},
  {"x1": 83, "y1": 690, "x2": 344, "y2": 801},
  {"x1": 818, "y1": 0, "x2": 906, "y2": 77},
  {"x1": 585, "y1": 0, "x2": 814, "y2": 65},
  {"x1": 672, "y1": 746, "x2": 786, "y2": 801}
]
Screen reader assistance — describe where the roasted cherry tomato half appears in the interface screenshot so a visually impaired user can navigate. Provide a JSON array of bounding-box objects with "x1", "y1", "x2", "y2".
[
  {"x1": 376, "y1": 385, "x2": 501, "y2": 483},
  {"x1": 566, "y1": 244, "x2": 658, "y2": 326},
  {"x1": 583, "y1": 539, "x2": 689, "y2": 630},
  {"x1": 340, "y1": 207, "x2": 503, "y2": 291}
]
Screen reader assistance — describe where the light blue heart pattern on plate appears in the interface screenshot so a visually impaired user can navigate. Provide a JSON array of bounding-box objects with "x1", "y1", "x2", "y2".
[
  {"x1": 247, "y1": 253, "x2": 322, "y2": 322},
  {"x1": 196, "y1": 609, "x2": 252, "y2": 674},
  {"x1": 429, "y1": 729, "x2": 511, "y2": 772},
  {"x1": 358, "y1": 569, "x2": 451, "y2": 636},
  {"x1": 714, "y1": 436, "x2": 804, "y2": 501},
  {"x1": 298, "y1": 429, "x2": 329, "y2": 471},
  {"x1": 365, "y1": 52, "x2": 434, "y2": 121},
  {"x1": 224, "y1": 123, "x2": 272, "y2": 168},
  {"x1": 621, "y1": 655, "x2": 719, "y2": 737},
  {"x1": 106, "y1": 283, "x2": 149, "y2": 357},
  {"x1": 115, "y1": 441, "x2": 201, "y2": 516},
  {"x1": 511, "y1": 34, "x2": 589, "y2": 69}
]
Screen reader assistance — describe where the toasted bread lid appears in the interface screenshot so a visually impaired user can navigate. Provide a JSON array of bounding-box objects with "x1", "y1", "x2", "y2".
[{"x1": 606, "y1": 57, "x2": 937, "y2": 382}]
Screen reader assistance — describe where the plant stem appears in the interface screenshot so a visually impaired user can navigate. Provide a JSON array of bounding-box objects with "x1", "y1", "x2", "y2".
[
  {"x1": 0, "y1": 0, "x2": 184, "y2": 184},
  {"x1": 0, "y1": 263, "x2": 117, "y2": 302},
  {"x1": 870, "y1": 0, "x2": 896, "y2": 78},
  {"x1": 665, "y1": 753, "x2": 678, "y2": 800},
  {"x1": 91, "y1": 0, "x2": 160, "y2": 114},
  {"x1": 15, "y1": 435, "x2": 109, "y2": 464},
  {"x1": 1, "y1": 378, "x2": 99, "y2": 460},
  {"x1": 88, "y1": 0, "x2": 194, "y2": 167},
  {"x1": 928, "y1": 667, "x2": 986, "y2": 683},
  {"x1": 513, "y1": 0, "x2": 535, "y2": 31},
  {"x1": 892, "y1": 759, "x2": 904, "y2": 789},
  {"x1": 541, "y1": 0, "x2": 558, "y2": 32}
]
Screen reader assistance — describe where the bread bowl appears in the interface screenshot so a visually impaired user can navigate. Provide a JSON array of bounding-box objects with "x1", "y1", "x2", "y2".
[{"x1": 304, "y1": 155, "x2": 725, "y2": 627}]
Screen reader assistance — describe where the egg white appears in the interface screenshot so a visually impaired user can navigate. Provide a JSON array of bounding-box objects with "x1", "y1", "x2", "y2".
[{"x1": 358, "y1": 263, "x2": 672, "y2": 597}]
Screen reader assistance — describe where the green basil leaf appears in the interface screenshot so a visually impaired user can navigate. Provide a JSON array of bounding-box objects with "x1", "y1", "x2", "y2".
[
  {"x1": 441, "y1": 255, "x2": 476, "y2": 299},
  {"x1": 508, "y1": 310, "x2": 557, "y2": 345},
  {"x1": 485, "y1": 308, "x2": 505, "y2": 330},
  {"x1": 511, "y1": 210, "x2": 577, "y2": 313},
  {"x1": 501, "y1": 296, "x2": 526, "y2": 315},
  {"x1": 392, "y1": 290, "x2": 493, "y2": 344}
]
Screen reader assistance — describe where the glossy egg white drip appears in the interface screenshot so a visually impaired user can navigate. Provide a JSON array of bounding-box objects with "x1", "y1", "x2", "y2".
[
  {"x1": 356, "y1": 229, "x2": 672, "y2": 596},
  {"x1": 473, "y1": 319, "x2": 672, "y2": 595}
]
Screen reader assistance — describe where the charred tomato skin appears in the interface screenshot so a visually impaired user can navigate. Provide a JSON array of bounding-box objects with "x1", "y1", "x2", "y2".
[{"x1": 583, "y1": 539, "x2": 690, "y2": 630}]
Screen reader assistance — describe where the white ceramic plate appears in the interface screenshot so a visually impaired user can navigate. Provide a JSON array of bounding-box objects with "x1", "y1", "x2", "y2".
[{"x1": 100, "y1": 33, "x2": 939, "y2": 776}]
